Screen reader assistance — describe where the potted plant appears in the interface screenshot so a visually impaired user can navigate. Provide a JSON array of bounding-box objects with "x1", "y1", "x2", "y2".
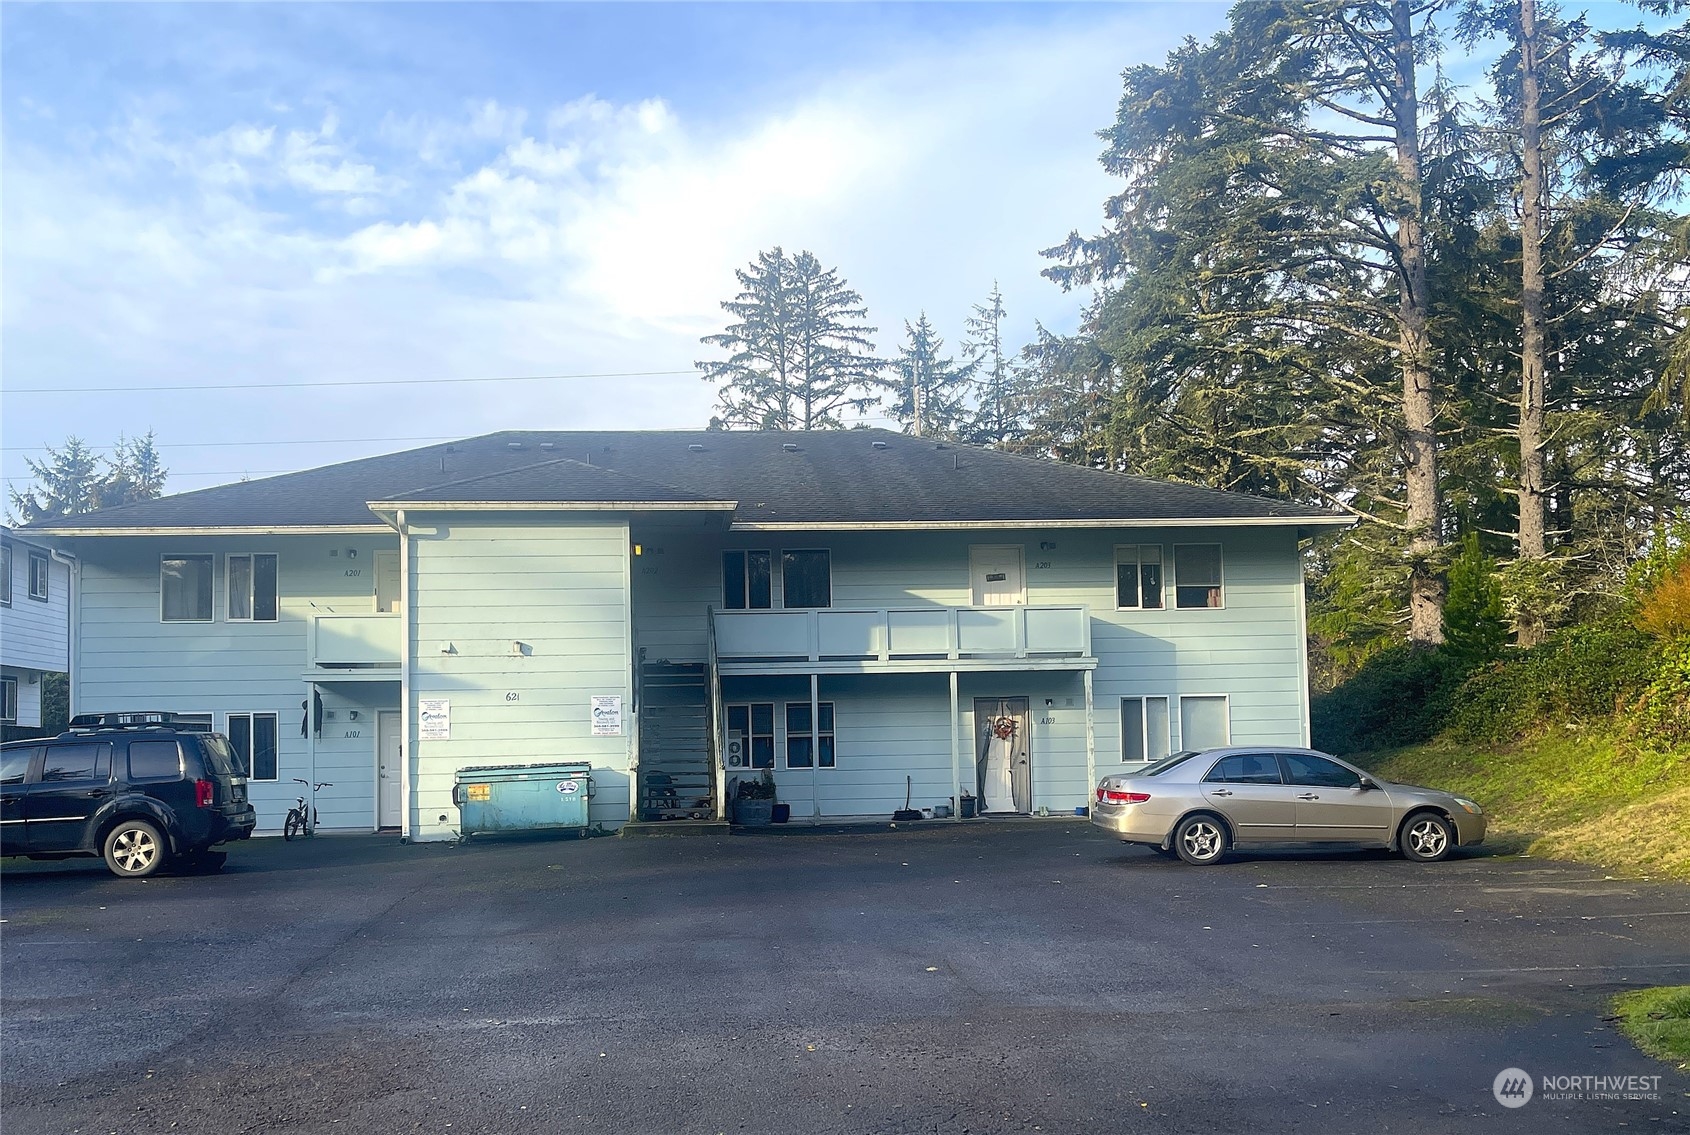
[{"x1": 731, "y1": 770, "x2": 777, "y2": 827}]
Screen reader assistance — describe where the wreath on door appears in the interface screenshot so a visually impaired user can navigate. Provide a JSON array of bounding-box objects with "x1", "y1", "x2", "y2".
[{"x1": 992, "y1": 716, "x2": 1018, "y2": 741}]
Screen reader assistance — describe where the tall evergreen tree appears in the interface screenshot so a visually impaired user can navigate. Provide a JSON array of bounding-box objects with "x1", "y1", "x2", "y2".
[
  {"x1": 1044, "y1": 0, "x2": 1452, "y2": 645},
  {"x1": 884, "y1": 313, "x2": 978, "y2": 438},
  {"x1": 8, "y1": 434, "x2": 173, "y2": 523},
  {"x1": 98, "y1": 432, "x2": 170, "y2": 509},
  {"x1": 9, "y1": 437, "x2": 104, "y2": 522},
  {"x1": 697, "y1": 248, "x2": 882, "y2": 430},
  {"x1": 960, "y1": 284, "x2": 1030, "y2": 448}
]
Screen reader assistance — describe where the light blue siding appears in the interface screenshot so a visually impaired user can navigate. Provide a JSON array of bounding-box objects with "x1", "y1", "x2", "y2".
[
  {"x1": 67, "y1": 535, "x2": 400, "y2": 831},
  {"x1": 722, "y1": 670, "x2": 1094, "y2": 817},
  {"x1": 636, "y1": 526, "x2": 1308, "y2": 804},
  {"x1": 406, "y1": 515, "x2": 634, "y2": 841}
]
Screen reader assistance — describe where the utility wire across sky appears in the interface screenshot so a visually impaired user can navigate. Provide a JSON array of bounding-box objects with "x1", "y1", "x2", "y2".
[{"x1": 4, "y1": 367, "x2": 701, "y2": 396}]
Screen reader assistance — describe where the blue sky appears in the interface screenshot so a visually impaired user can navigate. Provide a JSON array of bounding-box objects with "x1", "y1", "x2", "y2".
[{"x1": 4, "y1": 2, "x2": 1231, "y2": 495}]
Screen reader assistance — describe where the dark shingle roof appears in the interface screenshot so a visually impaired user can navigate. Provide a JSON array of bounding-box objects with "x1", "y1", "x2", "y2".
[{"x1": 33, "y1": 429, "x2": 1347, "y2": 532}]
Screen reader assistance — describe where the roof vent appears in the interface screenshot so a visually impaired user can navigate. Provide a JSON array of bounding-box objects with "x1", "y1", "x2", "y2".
[
  {"x1": 782, "y1": 442, "x2": 800, "y2": 452},
  {"x1": 507, "y1": 441, "x2": 524, "y2": 450},
  {"x1": 688, "y1": 443, "x2": 705, "y2": 452},
  {"x1": 871, "y1": 440, "x2": 889, "y2": 450}
]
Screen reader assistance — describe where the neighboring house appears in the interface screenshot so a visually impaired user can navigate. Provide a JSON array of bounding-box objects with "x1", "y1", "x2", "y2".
[
  {"x1": 0, "y1": 526, "x2": 72, "y2": 732},
  {"x1": 29, "y1": 430, "x2": 1350, "y2": 840}
]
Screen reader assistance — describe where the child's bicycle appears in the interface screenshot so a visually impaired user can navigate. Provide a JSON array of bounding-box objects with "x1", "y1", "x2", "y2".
[{"x1": 284, "y1": 778, "x2": 333, "y2": 840}]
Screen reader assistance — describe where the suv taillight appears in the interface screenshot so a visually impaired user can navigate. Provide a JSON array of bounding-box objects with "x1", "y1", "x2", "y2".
[{"x1": 195, "y1": 779, "x2": 215, "y2": 807}]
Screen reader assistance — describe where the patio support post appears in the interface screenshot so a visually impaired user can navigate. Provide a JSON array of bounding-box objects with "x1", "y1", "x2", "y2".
[
  {"x1": 949, "y1": 670, "x2": 961, "y2": 822},
  {"x1": 810, "y1": 672, "x2": 821, "y2": 819},
  {"x1": 1083, "y1": 669, "x2": 1096, "y2": 806}
]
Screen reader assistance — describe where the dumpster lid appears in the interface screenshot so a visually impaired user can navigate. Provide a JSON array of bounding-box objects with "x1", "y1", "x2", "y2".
[{"x1": 455, "y1": 761, "x2": 593, "y2": 778}]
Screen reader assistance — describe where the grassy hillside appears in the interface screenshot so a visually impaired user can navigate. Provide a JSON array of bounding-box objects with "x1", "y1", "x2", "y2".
[{"x1": 1359, "y1": 732, "x2": 1690, "y2": 881}]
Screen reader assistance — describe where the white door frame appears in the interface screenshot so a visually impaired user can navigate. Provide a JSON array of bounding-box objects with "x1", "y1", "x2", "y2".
[
  {"x1": 969, "y1": 544, "x2": 1026, "y2": 607},
  {"x1": 376, "y1": 710, "x2": 403, "y2": 829}
]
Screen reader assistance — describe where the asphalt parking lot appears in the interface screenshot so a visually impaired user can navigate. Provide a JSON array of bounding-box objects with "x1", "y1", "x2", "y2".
[{"x1": 2, "y1": 822, "x2": 1687, "y2": 1135}]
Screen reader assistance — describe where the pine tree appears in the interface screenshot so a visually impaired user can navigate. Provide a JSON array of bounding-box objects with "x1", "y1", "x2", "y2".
[
  {"x1": 960, "y1": 284, "x2": 1029, "y2": 448},
  {"x1": 98, "y1": 432, "x2": 169, "y2": 509},
  {"x1": 9, "y1": 437, "x2": 104, "y2": 522},
  {"x1": 884, "y1": 313, "x2": 978, "y2": 438},
  {"x1": 1443, "y1": 532, "x2": 1509, "y2": 661},
  {"x1": 1044, "y1": 0, "x2": 1451, "y2": 645},
  {"x1": 697, "y1": 248, "x2": 882, "y2": 430},
  {"x1": 8, "y1": 434, "x2": 173, "y2": 523}
]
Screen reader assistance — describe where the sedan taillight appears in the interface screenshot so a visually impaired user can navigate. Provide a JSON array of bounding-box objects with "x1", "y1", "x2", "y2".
[
  {"x1": 195, "y1": 779, "x2": 215, "y2": 808},
  {"x1": 1098, "y1": 789, "x2": 1150, "y2": 805}
]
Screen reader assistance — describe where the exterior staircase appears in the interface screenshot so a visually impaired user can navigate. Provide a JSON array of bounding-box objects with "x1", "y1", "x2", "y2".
[{"x1": 627, "y1": 661, "x2": 724, "y2": 833}]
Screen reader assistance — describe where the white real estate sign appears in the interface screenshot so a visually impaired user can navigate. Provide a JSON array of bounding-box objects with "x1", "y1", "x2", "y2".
[
  {"x1": 591, "y1": 695, "x2": 622, "y2": 736},
  {"x1": 418, "y1": 699, "x2": 451, "y2": 740}
]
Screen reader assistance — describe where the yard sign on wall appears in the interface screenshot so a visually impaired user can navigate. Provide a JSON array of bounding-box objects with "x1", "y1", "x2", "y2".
[
  {"x1": 419, "y1": 699, "x2": 451, "y2": 740},
  {"x1": 591, "y1": 695, "x2": 623, "y2": 736}
]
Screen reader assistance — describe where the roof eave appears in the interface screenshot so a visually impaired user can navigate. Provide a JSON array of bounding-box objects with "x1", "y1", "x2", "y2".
[
  {"x1": 32, "y1": 523, "x2": 392, "y2": 538},
  {"x1": 367, "y1": 499, "x2": 739, "y2": 519},
  {"x1": 728, "y1": 515, "x2": 1356, "y2": 531}
]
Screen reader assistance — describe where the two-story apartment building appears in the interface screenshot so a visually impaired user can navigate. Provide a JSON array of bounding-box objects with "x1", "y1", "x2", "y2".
[
  {"x1": 30, "y1": 430, "x2": 1349, "y2": 839},
  {"x1": 1, "y1": 526, "x2": 72, "y2": 733}
]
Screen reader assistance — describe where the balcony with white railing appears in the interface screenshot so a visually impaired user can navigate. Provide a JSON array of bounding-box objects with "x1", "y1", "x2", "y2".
[
  {"x1": 308, "y1": 612, "x2": 401, "y2": 675},
  {"x1": 712, "y1": 604, "x2": 1094, "y2": 674}
]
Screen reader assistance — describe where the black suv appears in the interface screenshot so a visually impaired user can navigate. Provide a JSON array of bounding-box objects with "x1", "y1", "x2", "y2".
[{"x1": 0, "y1": 712, "x2": 257, "y2": 877}]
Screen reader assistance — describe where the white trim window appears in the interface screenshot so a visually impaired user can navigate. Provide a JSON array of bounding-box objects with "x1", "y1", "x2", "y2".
[
  {"x1": 784, "y1": 702, "x2": 836, "y2": 769},
  {"x1": 1173, "y1": 544, "x2": 1224, "y2": 609},
  {"x1": 27, "y1": 550, "x2": 49, "y2": 602},
  {"x1": 161, "y1": 555, "x2": 215, "y2": 622},
  {"x1": 227, "y1": 553, "x2": 279, "y2": 622},
  {"x1": 780, "y1": 549, "x2": 831, "y2": 609},
  {"x1": 722, "y1": 550, "x2": 773, "y2": 610},
  {"x1": 225, "y1": 711, "x2": 280, "y2": 781},
  {"x1": 1178, "y1": 695, "x2": 1230, "y2": 750},
  {"x1": 0, "y1": 676, "x2": 17, "y2": 725},
  {"x1": 726, "y1": 703, "x2": 775, "y2": 770},
  {"x1": 1114, "y1": 545, "x2": 1164, "y2": 610},
  {"x1": 0, "y1": 543, "x2": 11, "y2": 607},
  {"x1": 1120, "y1": 696, "x2": 1171, "y2": 764}
]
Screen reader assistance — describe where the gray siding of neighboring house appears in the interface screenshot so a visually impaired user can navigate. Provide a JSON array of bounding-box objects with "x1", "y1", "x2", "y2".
[
  {"x1": 640, "y1": 526, "x2": 1308, "y2": 816},
  {"x1": 66, "y1": 534, "x2": 400, "y2": 831},
  {"x1": 406, "y1": 514, "x2": 634, "y2": 841},
  {"x1": 2, "y1": 534, "x2": 72, "y2": 678}
]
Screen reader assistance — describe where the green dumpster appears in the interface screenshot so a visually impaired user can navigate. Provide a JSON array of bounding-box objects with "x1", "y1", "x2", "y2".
[{"x1": 452, "y1": 761, "x2": 594, "y2": 838}]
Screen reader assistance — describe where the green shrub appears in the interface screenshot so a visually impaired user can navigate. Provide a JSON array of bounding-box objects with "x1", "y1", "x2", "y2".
[
  {"x1": 1444, "y1": 533, "x2": 1508, "y2": 661},
  {"x1": 1629, "y1": 640, "x2": 1690, "y2": 748},
  {"x1": 1311, "y1": 645, "x2": 1474, "y2": 754},
  {"x1": 1445, "y1": 622, "x2": 1661, "y2": 744}
]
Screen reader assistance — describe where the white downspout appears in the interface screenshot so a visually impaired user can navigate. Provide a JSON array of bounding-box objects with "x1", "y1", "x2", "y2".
[
  {"x1": 50, "y1": 547, "x2": 79, "y2": 720},
  {"x1": 1294, "y1": 535, "x2": 1313, "y2": 747},
  {"x1": 397, "y1": 510, "x2": 412, "y2": 841}
]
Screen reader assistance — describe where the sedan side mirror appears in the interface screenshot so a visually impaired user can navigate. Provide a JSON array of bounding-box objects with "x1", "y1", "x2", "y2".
[{"x1": 1358, "y1": 776, "x2": 1378, "y2": 791}]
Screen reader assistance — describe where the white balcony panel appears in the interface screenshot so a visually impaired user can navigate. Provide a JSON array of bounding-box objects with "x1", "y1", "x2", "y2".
[
  {"x1": 715, "y1": 610, "x2": 812, "y2": 658},
  {"x1": 887, "y1": 609, "x2": 951, "y2": 656},
  {"x1": 817, "y1": 610, "x2": 882, "y2": 658},
  {"x1": 957, "y1": 608, "x2": 1017, "y2": 654},
  {"x1": 313, "y1": 613, "x2": 400, "y2": 667},
  {"x1": 1026, "y1": 606, "x2": 1087, "y2": 653}
]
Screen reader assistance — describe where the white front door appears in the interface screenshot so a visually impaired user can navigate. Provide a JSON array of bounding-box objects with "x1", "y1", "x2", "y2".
[
  {"x1": 374, "y1": 551, "x2": 400, "y2": 613},
  {"x1": 377, "y1": 711, "x2": 402, "y2": 829},
  {"x1": 969, "y1": 545, "x2": 1026, "y2": 607}
]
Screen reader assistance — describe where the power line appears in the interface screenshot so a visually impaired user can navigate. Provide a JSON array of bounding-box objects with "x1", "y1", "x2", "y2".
[
  {"x1": 0, "y1": 434, "x2": 458, "y2": 455},
  {"x1": 5, "y1": 470, "x2": 296, "y2": 483},
  {"x1": 4, "y1": 367, "x2": 699, "y2": 396}
]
